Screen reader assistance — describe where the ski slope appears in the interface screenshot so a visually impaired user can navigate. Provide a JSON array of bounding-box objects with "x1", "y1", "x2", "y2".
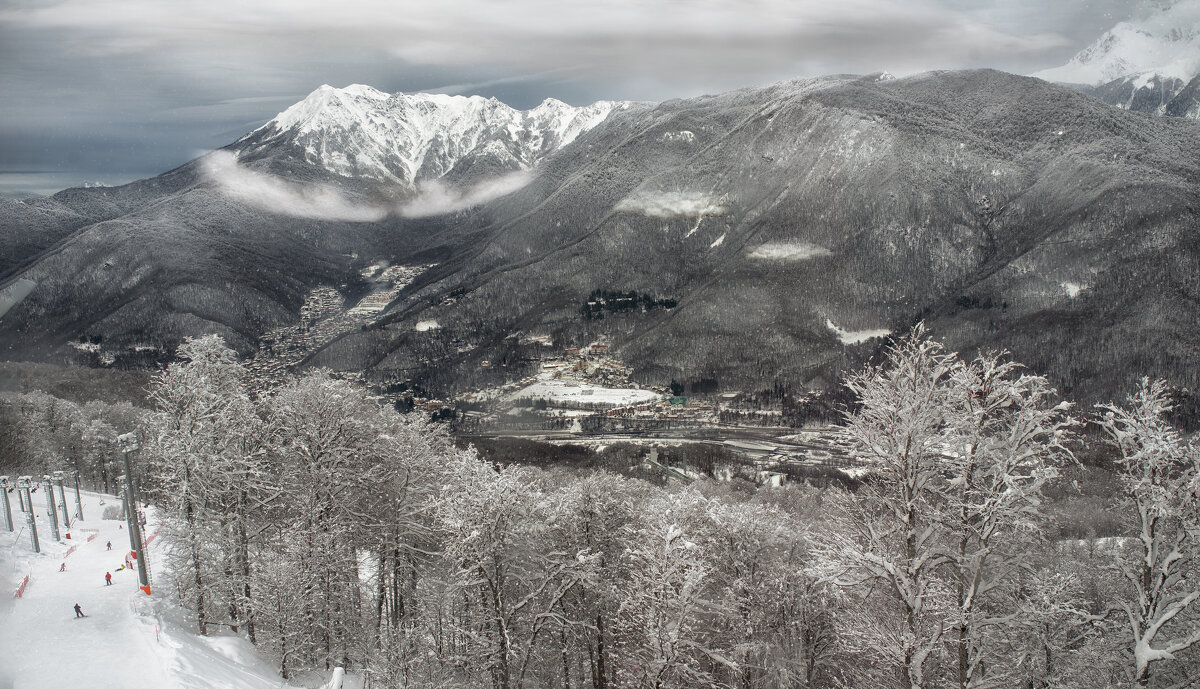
[{"x1": 0, "y1": 488, "x2": 299, "y2": 689}]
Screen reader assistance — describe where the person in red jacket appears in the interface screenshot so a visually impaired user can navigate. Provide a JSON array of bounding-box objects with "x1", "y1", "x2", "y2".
[{"x1": 104, "y1": 572, "x2": 112, "y2": 586}]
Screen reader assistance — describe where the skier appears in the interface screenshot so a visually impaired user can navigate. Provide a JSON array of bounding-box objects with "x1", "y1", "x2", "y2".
[
  {"x1": 59, "y1": 562, "x2": 66, "y2": 572},
  {"x1": 106, "y1": 540, "x2": 112, "y2": 551},
  {"x1": 74, "y1": 603, "x2": 84, "y2": 618},
  {"x1": 104, "y1": 572, "x2": 112, "y2": 586}
]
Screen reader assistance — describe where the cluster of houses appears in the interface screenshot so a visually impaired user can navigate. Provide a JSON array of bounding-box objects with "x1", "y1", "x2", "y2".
[
  {"x1": 348, "y1": 264, "x2": 428, "y2": 317},
  {"x1": 452, "y1": 340, "x2": 748, "y2": 430},
  {"x1": 604, "y1": 397, "x2": 719, "y2": 423},
  {"x1": 247, "y1": 265, "x2": 430, "y2": 388},
  {"x1": 537, "y1": 344, "x2": 626, "y2": 385}
]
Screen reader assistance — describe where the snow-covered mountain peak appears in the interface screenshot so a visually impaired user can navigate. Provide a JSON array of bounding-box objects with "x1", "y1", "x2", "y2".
[
  {"x1": 266, "y1": 84, "x2": 389, "y2": 135},
  {"x1": 1034, "y1": 0, "x2": 1200, "y2": 85},
  {"x1": 237, "y1": 85, "x2": 632, "y2": 190},
  {"x1": 338, "y1": 83, "x2": 389, "y2": 99}
]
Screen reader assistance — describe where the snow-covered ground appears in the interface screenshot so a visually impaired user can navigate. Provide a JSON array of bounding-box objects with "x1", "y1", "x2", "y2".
[
  {"x1": 0, "y1": 489, "x2": 301, "y2": 689},
  {"x1": 614, "y1": 190, "x2": 725, "y2": 218},
  {"x1": 509, "y1": 379, "x2": 660, "y2": 408},
  {"x1": 825, "y1": 318, "x2": 890, "y2": 345},
  {"x1": 747, "y1": 242, "x2": 831, "y2": 261}
]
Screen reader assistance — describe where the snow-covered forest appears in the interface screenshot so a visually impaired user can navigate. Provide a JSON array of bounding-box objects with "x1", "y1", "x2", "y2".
[{"x1": 5, "y1": 328, "x2": 1200, "y2": 688}]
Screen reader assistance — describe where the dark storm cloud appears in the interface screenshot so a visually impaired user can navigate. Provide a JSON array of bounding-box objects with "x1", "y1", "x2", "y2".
[{"x1": 0, "y1": 0, "x2": 1143, "y2": 195}]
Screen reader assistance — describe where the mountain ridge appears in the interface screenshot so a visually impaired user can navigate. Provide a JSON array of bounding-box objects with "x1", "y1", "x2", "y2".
[
  {"x1": 1034, "y1": 0, "x2": 1200, "y2": 118},
  {"x1": 232, "y1": 84, "x2": 634, "y2": 195},
  {"x1": 2, "y1": 70, "x2": 1199, "y2": 405}
]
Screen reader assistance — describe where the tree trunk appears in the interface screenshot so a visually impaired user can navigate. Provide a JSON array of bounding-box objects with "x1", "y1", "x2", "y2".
[
  {"x1": 561, "y1": 629, "x2": 572, "y2": 689},
  {"x1": 901, "y1": 491, "x2": 929, "y2": 689},
  {"x1": 493, "y1": 591, "x2": 510, "y2": 689},
  {"x1": 184, "y1": 495, "x2": 208, "y2": 635},
  {"x1": 957, "y1": 528, "x2": 969, "y2": 689},
  {"x1": 279, "y1": 591, "x2": 290, "y2": 680},
  {"x1": 223, "y1": 519, "x2": 240, "y2": 634},
  {"x1": 236, "y1": 516, "x2": 255, "y2": 644},
  {"x1": 595, "y1": 612, "x2": 608, "y2": 689},
  {"x1": 375, "y1": 550, "x2": 388, "y2": 638},
  {"x1": 587, "y1": 637, "x2": 598, "y2": 689},
  {"x1": 100, "y1": 455, "x2": 110, "y2": 494}
]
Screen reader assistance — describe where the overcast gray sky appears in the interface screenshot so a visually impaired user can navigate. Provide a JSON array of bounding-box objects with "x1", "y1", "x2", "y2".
[{"x1": 0, "y1": 0, "x2": 1141, "y2": 196}]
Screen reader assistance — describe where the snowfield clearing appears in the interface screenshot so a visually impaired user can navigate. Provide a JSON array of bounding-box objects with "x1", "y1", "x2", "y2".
[
  {"x1": 509, "y1": 380, "x2": 660, "y2": 408},
  {"x1": 747, "y1": 242, "x2": 831, "y2": 260},
  {"x1": 614, "y1": 190, "x2": 725, "y2": 218},
  {"x1": 825, "y1": 318, "x2": 890, "y2": 345},
  {"x1": 659, "y1": 130, "x2": 695, "y2": 143},
  {"x1": 1062, "y1": 281, "x2": 1085, "y2": 298}
]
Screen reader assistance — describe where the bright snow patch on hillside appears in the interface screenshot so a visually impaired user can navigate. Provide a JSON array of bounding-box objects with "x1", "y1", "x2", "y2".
[
  {"x1": 615, "y1": 191, "x2": 725, "y2": 218},
  {"x1": 659, "y1": 130, "x2": 695, "y2": 143},
  {"x1": 415, "y1": 319, "x2": 440, "y2": 331},
  {"x1": 825, "y1": 318, "x2": 890, "y2": 345},
  {"x1": 747, "y1": 242, "x2": 832, "y2": 261},
  {"x1": 510, "y1": 380, "x2": 660, "y2": 408},
  {"x1": 1062, "y1": 281, "x2": 1085, "y2": 298},
  {"x1": 710, "y1": 233, "x2": 726, "y2": 248}
]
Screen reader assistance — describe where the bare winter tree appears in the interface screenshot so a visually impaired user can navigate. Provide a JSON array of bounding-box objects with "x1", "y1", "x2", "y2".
[
  {"x1": 1097, "y1": 379, "x2": 1200, "y2": 687},
  {"x1": 833, "y1": 326, "x2": 960, "y2": 689},
  {"x1": 435, "y1": 459, "x2": 595, "y2": 689},
  {"x1": 683, "y1": 495, "x2": 834, "y2": 689},
  {"x1": 543, "y1": 472, "x2": 653, "y2": 689},
  {"x1": 268, "y1": 370, "x2": 404, "y2": 670},
  {"x1": 939, "y1": 353, "x2": 1075, "y2": 689},
  {"x1": 829, "y1": 326, "x2": 1075, "y2": 689},
  {"x1": 615, "y1": 490, "x2": 728, "y2": 689},
  {"x1": 142, "y1": 334, "x2": 263, "y2": 635}
]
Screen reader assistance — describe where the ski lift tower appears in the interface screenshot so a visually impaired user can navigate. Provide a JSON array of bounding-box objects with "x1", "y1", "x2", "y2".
[
  {"x1": 16, "y1": 475, "x2": 39, "y2": 553},
  {"x1": 41, "y1": 475, "x2": 61, "y2": 541},
  {"x1": 71, "y1": 470, "x2": 84, "y2": 521},
  {"x1": 118, "y1": 433, "x2": 151, "y2": 594},
  {"x1": 52, "y1": 471, "x2": 70, "y2": 529},
  {"x1": 0, "y1": 475, "x2": 13, "y2": 532}
]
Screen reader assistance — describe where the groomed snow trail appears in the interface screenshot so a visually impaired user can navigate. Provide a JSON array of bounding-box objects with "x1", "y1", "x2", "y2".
[{"x1": 0, "y1": 489, "x2": 294, "y2": 689}]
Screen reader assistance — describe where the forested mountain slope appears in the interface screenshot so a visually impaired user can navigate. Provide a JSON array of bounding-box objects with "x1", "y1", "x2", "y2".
[
  {"x1": 313, "y1": 70, "x2": 1200, "y2": 402},
  {"x1": 2, "y1": 70, "x2": 1198, "y2": 402}
]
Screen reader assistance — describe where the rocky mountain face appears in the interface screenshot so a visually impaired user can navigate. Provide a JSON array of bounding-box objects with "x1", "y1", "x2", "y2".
[
  {"x1": 1034, "y1": 0, "x2": 1200, "y2": 118},
  {"x1": 1087, "y1": 73, "x2": 1200, "y2": 118},
  {"x1": 232, "y1": 85, "x2": 631, "y2": 195},
  {"x1": 2, "y1": 70, "x2": 1199, "y2": 404}
]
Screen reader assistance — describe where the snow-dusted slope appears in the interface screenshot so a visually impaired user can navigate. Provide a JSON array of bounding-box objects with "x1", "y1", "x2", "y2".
[
  {"x1": 234, "y1": 84, "x2": 631, "y2": 189},
  {"x1": 1034, "y1": 0, "x2": 1200, "y2": 86}
]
